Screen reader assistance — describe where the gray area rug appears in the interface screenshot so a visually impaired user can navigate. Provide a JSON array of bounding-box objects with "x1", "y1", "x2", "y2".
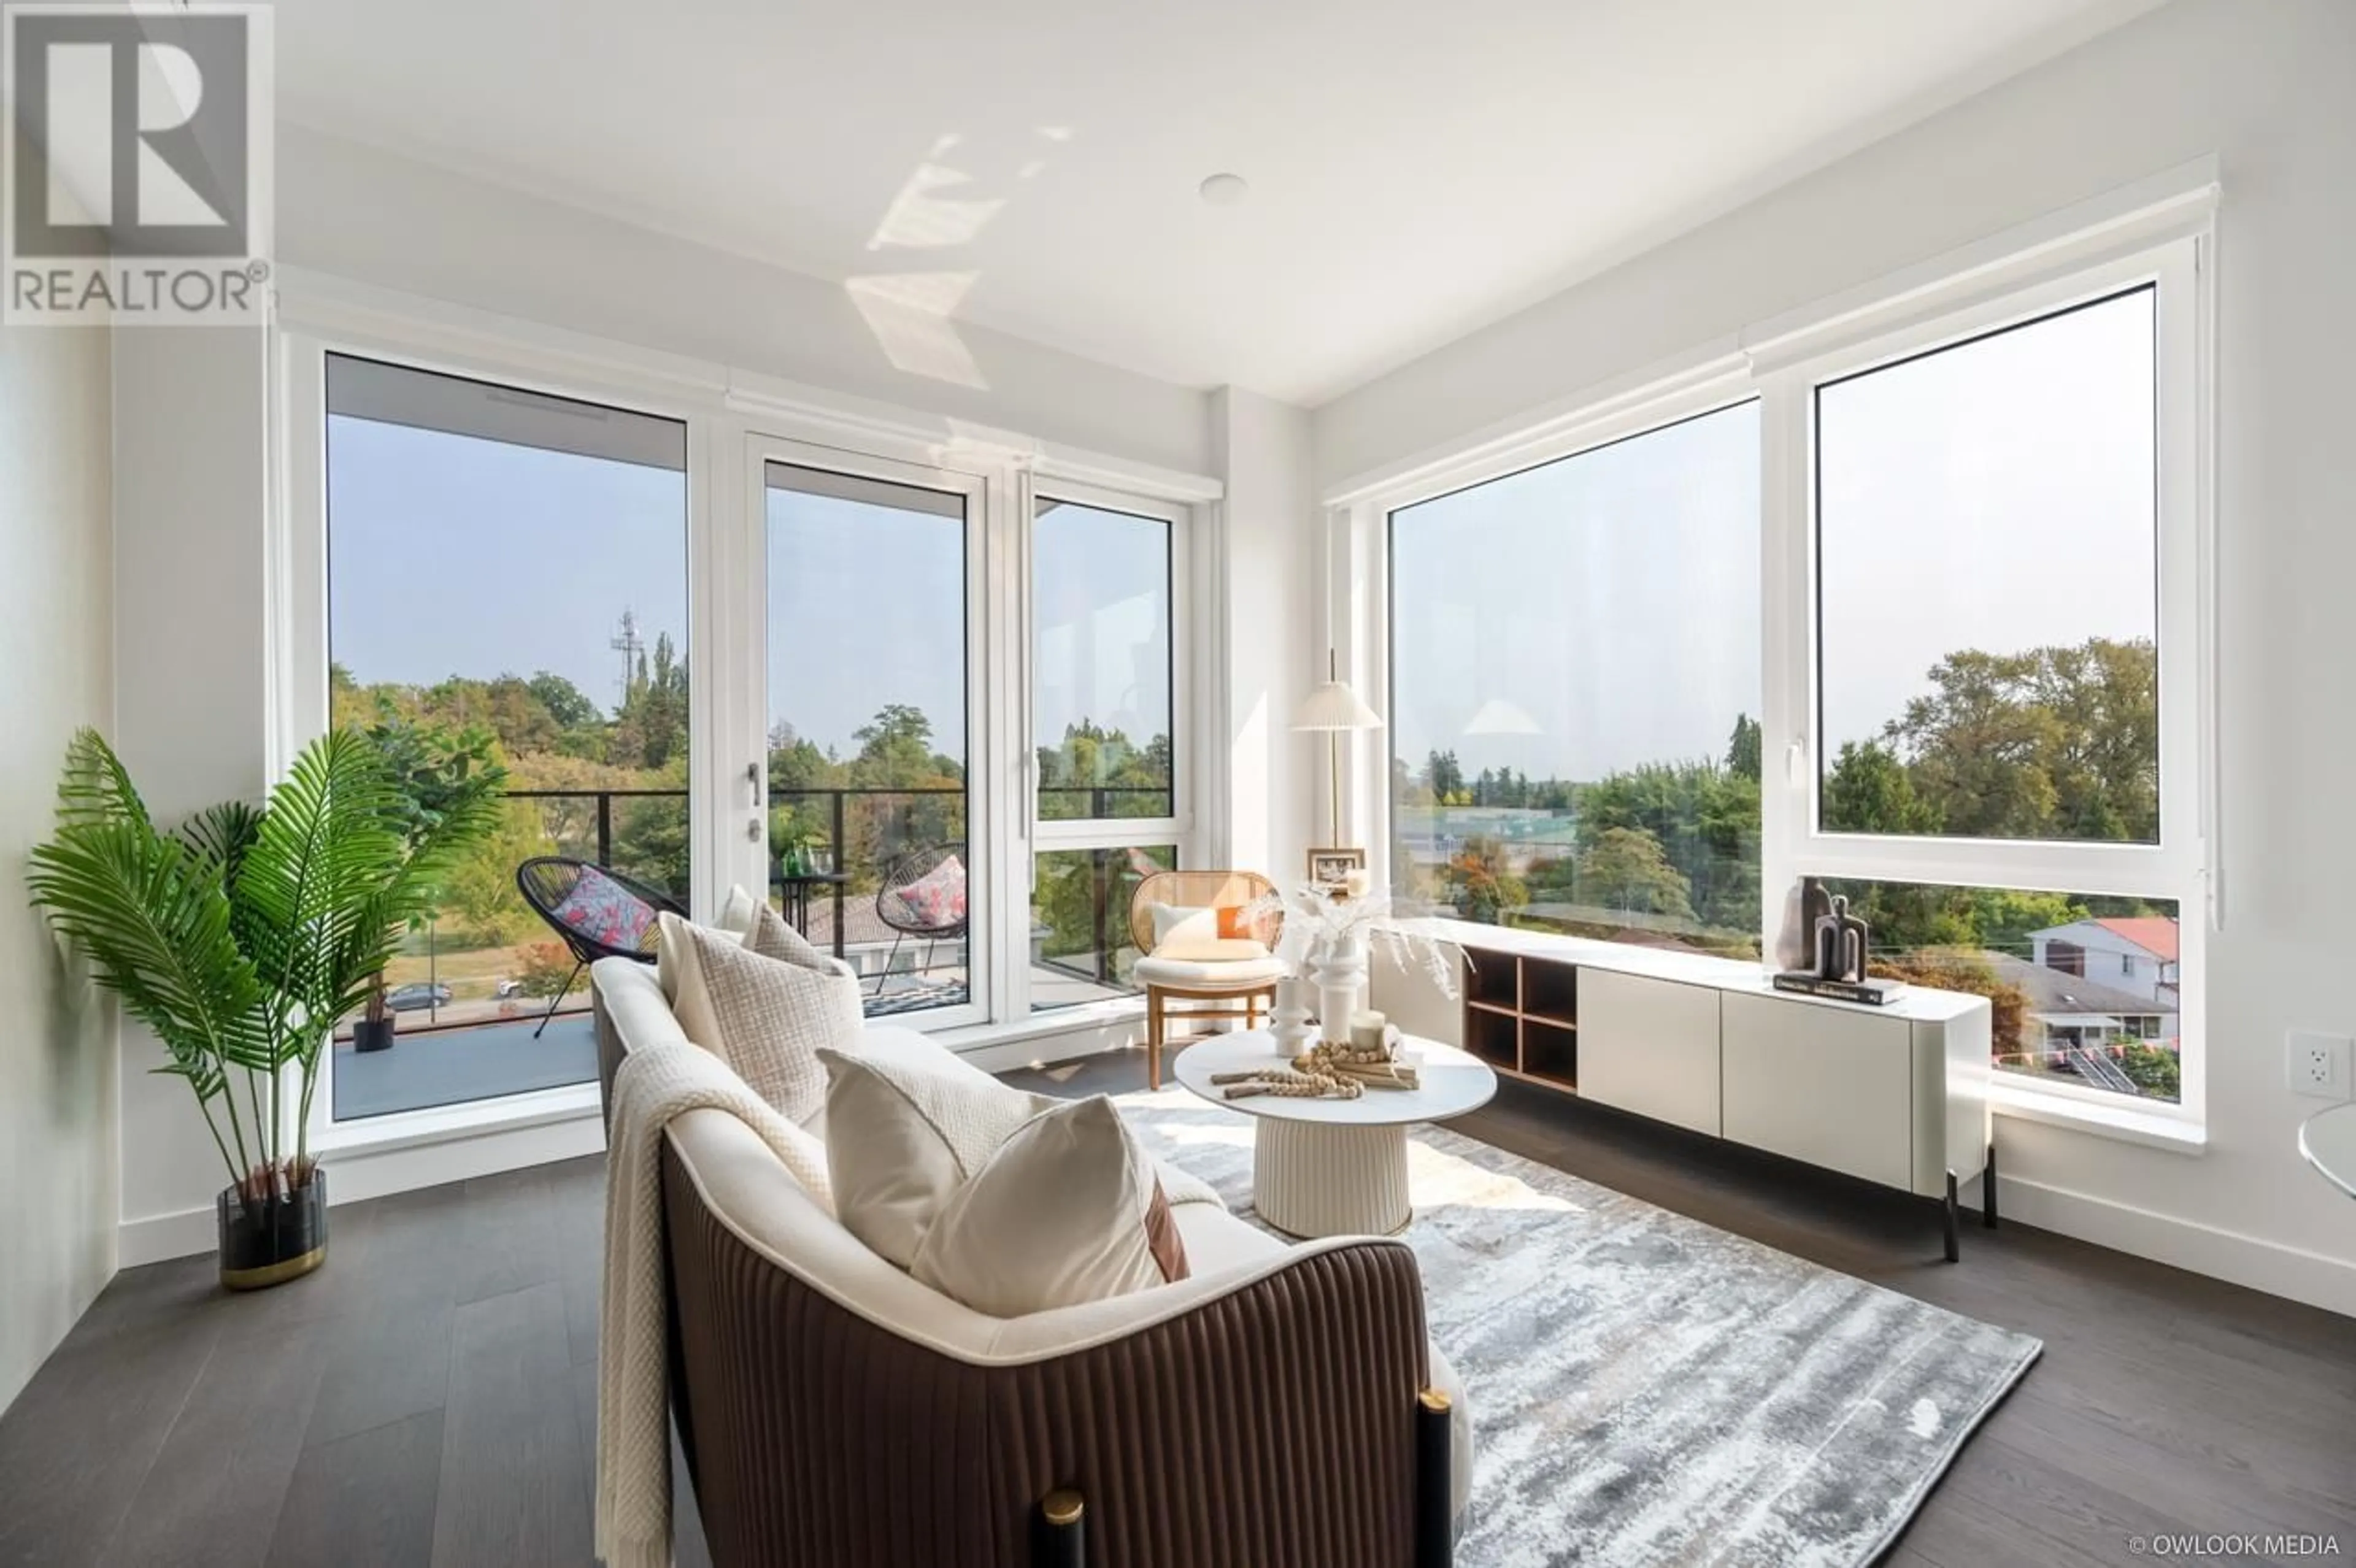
[{"x1": 1114, "y1": 1089, "x2": 2041, "y2": 1568}]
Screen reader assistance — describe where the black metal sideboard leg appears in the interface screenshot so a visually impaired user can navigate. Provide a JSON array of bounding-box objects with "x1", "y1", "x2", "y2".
[
  {"x1": 1942, "y1": 1169, "x2": 1961, "y2": 1263},
  {"x1": 1983, "y1": 1139, "x2": 1999, "y2": 1229}
]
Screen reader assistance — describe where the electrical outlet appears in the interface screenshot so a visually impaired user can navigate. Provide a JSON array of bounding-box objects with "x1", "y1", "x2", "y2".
[{"x1": 2285, "y1": 1031, "x2": 2353, "y2": 1101}]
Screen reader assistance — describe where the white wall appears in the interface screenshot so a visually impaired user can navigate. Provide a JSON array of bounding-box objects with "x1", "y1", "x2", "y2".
[
  {"x1": 0, "y1": 321, "x2": 118, "y2": 1412},
  {"x1": 1315, "y1": 0, "x2": 2356, "y2": 1313},
  {"x1": 109, "y1": 326, "x2": 274, "y2": 1264},
  {"x1": 279, "y1": 125, "x2": 1215, "y2": 477},
  {"x1": 1212, "y1": 389, "x2": 1318, "y2": 881}
]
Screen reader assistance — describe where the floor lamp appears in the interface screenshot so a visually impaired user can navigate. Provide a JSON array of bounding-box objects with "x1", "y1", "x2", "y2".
[{"x1": 1292, "y1": 649, "x2": 1384, "y2": 870}]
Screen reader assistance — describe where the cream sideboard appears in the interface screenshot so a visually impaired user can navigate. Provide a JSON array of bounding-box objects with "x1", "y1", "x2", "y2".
[{"x1": 1370, "y1": 920, "x2": 1996, "y2": 1259}]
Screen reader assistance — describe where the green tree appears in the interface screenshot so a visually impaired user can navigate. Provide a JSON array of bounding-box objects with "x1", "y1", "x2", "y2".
[
  {"x1": 1442, "y1": 835, "x2": 1526, "y2": 924},
  {"x1": 1823, "y1": 741, "x2": 1942, "y2": 836},
  {"x1": 528, "y1": 670, "x2": 601, "y2": 730},
  {"x1": 1725, "y1": 714, "x2": 1762, "y2": 782},
  {"x1": 1875, "y1": 637, "x2": 2157, "y2": 842},
  {"x1": 1577, "y1": 758, "x2": 1757, "y2": 937},
  {"x1": 1425, "y1": 750, "x2": 1464, "y2": 801},
  {"x1": 1574, "y1": 826, "x2": 1695, "y2": 923}
]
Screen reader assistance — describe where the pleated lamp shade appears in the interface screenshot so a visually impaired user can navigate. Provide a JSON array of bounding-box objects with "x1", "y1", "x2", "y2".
[{"x1": 1291, "y1": 678, "x2": 1384, "y2": 732}]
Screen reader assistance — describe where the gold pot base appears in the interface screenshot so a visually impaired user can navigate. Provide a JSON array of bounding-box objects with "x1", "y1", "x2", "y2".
[{"x1": 220, "y1": 1243, "x2": 326, "y2": 1291}]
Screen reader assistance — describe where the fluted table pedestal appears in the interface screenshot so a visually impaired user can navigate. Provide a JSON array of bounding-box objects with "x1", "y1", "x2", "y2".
[
  {"x1": 1172, "y1": 1029, "x2": 1498, "y2": 1240},
  {"x1": 1254, "y1": 1119, "x2": 1412, "y2": 1238}
]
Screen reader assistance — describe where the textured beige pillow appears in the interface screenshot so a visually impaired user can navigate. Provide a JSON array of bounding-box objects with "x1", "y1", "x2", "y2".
[
  {"x1": 817, "y1": 1036, "x2": 1055, "y2": 1269},
  {"x1": 663, "y1": 912, "x2": 862, "y2": 1124},
  {"x1": 912, "y1": 1096, "x2": 1191, "y2": 1316}
]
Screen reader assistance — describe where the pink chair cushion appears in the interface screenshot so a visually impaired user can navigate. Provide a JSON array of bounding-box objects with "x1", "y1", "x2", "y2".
[
  {"x1": 892, "y1": 855, "x2": 968, "y2": 929},
  {"x1": 550, "y1": 866, "x2": 656, "y2": 949}
]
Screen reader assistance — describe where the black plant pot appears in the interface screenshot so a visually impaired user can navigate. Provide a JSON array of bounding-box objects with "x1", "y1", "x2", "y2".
[
  {"x1": 217, "y1": 1171, "x2": 328, "y2": 1291},
  {"x1": 352, "y1": 1017, "x2": 396, "y2": 1053}
]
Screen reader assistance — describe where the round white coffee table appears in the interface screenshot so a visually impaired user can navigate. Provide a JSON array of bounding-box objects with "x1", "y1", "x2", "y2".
[
  {"x1": 2300, "y1": 1103, "x2": 2356, "y2": 1201},
  {"x1": 1173, "y1": 1030, "x2": 1498, "y2": 1238}
]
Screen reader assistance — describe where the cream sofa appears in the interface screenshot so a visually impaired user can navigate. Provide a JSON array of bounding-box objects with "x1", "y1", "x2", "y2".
[{"x1": 591, "y1": 954, "x2": 1472, "y2": 1567}]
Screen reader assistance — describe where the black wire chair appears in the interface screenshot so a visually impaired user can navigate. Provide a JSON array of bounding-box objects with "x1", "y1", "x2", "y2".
[
  {"x1": 872, "y1": 842, "x2": 969, "y2": 998},
  {"x1": 515, "y1": 858, "x2": 687, "y2": 1037}
]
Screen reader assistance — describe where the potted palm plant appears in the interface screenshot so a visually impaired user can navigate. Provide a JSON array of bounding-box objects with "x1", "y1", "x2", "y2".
[
  {"x1": 353, "y1": 718, "x2": 506, "y2": 1052},
  {"x1": 26, "y1": 726, "x2": 505, "y2": 1289}
]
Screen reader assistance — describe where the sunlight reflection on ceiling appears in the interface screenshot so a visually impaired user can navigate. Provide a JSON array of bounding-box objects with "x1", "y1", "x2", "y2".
[{"x1": 844, "y1": 125, "x2": 1074, "y2": 390}]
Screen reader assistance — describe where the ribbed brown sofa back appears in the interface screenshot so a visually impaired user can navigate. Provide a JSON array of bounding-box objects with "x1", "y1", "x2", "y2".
[{"x1": 660, "y1": 1142, "x2": 1434, "y2": 1567}]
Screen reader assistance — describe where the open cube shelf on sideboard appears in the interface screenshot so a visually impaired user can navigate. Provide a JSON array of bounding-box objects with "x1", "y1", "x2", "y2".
[{"x1": 1456, "y1": 952, "x2": 1579, "y2": 1091}]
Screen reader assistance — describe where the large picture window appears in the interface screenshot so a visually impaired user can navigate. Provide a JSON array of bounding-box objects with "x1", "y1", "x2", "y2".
[
  {"x1": 1372, "y1": 231, "x2": 2207, "y2": 1120},
  {"x1": 1388, "y1": 402, "x2": 1763, "y2": 958},
  {"x1": 1794, "y1": 260, "x2": 2200, "y2": 1113},
  {"x1": 324, "y1": 353, "x2": 690, "y2": 1119}
]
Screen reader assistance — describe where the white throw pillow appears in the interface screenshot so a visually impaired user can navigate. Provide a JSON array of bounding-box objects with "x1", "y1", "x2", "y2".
[
  {"x1": 912, "y1": 1096, "x2": 1192, "y2": 1317},
  {"x1": 817, "y1": 1036, "x2": 1056, "y2": 1269},
  {"x1": 715, "y1": 882, "x2": 763, "y2": 938},
  {"x1": 662, "y1": 910, "x2": 863, "y2": 1125},
  {"x1": 1147, "y1": 901, "x2": 1272, "y2": 963}
]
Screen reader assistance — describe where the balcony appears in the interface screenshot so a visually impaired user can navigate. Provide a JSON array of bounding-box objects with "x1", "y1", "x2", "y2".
[{"x1": 332, "y1": 784, "x2": 1159, "y2": 1120}]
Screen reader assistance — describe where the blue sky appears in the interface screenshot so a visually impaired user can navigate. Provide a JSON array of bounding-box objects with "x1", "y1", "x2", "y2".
[
  {"x1": 1390, "y1": 286, "x2": 2156, "y2": 785},
  {"x1": 333, "y1": 286, "x2": 2152, "y2": 787},
  {"x1": 329, "y1": 418, "x2": 1171, "y2": 762},
  {"x1": 327, "y1": 416, "x2": 689, "y2": 714},
  {"x1": 1391, "y1": 401, "x2": 1763, "y2": 782}
]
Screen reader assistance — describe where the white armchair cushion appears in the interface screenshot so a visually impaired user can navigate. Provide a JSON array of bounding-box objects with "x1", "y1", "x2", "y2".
[
  {"x1": 912, "y1": 1096, "x2": 1190, "y2": 1316},
  {"x1": 818, "y1": 1034, "x2": 1057, "y2": 1269},
  {"x1": 1133, "y1": 954, "x2": 1286, "y2": 987}
]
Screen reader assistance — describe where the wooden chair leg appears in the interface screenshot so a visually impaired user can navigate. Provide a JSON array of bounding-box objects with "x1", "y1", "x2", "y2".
[
  {"x1": 1246, "y1": 990, "x2": 1263, "y2": 1028},
  {"x1": 1147, "y1": 987, "x2": 1164, "y2": 1091}
]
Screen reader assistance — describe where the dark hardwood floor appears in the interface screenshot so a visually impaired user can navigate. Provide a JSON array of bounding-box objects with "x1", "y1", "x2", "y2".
[{"x1": 4, "y1": 1051, "x2": 2350, "y2": 1567}]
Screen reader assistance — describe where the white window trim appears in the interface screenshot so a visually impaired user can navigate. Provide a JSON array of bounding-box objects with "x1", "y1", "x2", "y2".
[
  {"x1": 268, "y1": 269, "x2": 1222, "y2": 1159},
  {"x1": 1023, "y1": 476, "x2": 1200, "y2": 1014},
  {"x1": 1331, "y1": 170, "x2": 2218, "y2": 1138},
  {"x1": 749, "y1": 434, "x2": 1000, "y2": 1033}
]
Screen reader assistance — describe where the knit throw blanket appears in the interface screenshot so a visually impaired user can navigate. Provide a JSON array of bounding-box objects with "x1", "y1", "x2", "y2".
[{"x1": 596, "y1": 1042, "x2": 834, "y2": 1568}]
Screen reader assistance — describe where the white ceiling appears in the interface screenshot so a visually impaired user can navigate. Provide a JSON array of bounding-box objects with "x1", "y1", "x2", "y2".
[{"x1": 275, "y1": 0, "x2": 2160, "y2": 405}]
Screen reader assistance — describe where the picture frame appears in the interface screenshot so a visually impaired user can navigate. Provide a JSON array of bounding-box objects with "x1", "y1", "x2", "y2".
[{"x1": 1306, "y1": 847, "x2": 1368, "y2": 886}]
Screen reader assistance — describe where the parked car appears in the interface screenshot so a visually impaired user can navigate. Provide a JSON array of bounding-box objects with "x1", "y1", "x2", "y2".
[{"x1": 385, "y1": 982, "x2": 452, "y2": 1012}]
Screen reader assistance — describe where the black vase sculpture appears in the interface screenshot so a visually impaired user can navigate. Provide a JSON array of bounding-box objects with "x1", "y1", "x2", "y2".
[{"x1": 1813, "y1": 894, "x2": 1869, "y2": 984}]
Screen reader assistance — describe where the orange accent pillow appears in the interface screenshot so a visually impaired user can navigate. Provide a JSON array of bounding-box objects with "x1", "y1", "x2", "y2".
[{"x1": 1215, "y1": 905, "x2": 1252, "y2": 940}]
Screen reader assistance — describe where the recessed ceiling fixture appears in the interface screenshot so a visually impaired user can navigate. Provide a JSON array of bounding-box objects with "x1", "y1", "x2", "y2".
[{"x1": 1198, "y1": 172, "x2": 1249, "y2": 206}]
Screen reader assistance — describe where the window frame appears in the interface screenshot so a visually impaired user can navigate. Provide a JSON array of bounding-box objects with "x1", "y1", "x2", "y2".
[
  {"x1": 1761, "y1": 237, "x2": 2207, "y2": 1126},
  {"x1": 750, "y1": 435, "x2": 998, "y2": 1032},
  {"x1": 271, "y1": 272, "x2": 1226, "y2": 1166},
  {"x1": 1379, "y1": 392, "x2": 1766, "y2": 953},
  {"x1": 1020, "y1": 477, "x2": 1197, "y2": 1017},
  {"x1": 1026, "y1": 480, "x2": 1191, "y2": 851},
  {"x1": 1345, "y1": 223, "x2": 2214, "y2": 1130},
  {"x1": 1355, "y1": 369, "x2": 1762, "y2": 904}
]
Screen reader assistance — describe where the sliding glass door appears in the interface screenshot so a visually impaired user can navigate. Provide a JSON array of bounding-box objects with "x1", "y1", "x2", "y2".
[{"x1": 760, "y1": 452, "x2": 989, "y2": 1026}]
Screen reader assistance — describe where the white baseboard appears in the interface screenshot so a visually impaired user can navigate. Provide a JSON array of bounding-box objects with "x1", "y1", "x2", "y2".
[
  {"x1": 116, "y1": 1110, "x2": 608, "y2": 1268},
  {"x1": 1974, "y1": 1172, "x2": 2356, "y2": 1318}
]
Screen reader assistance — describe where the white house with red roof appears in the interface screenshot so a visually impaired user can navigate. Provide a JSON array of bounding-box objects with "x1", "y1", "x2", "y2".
[{"x1": 2029, "y1": 917, "x2": 2181, "y2": 1006}]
